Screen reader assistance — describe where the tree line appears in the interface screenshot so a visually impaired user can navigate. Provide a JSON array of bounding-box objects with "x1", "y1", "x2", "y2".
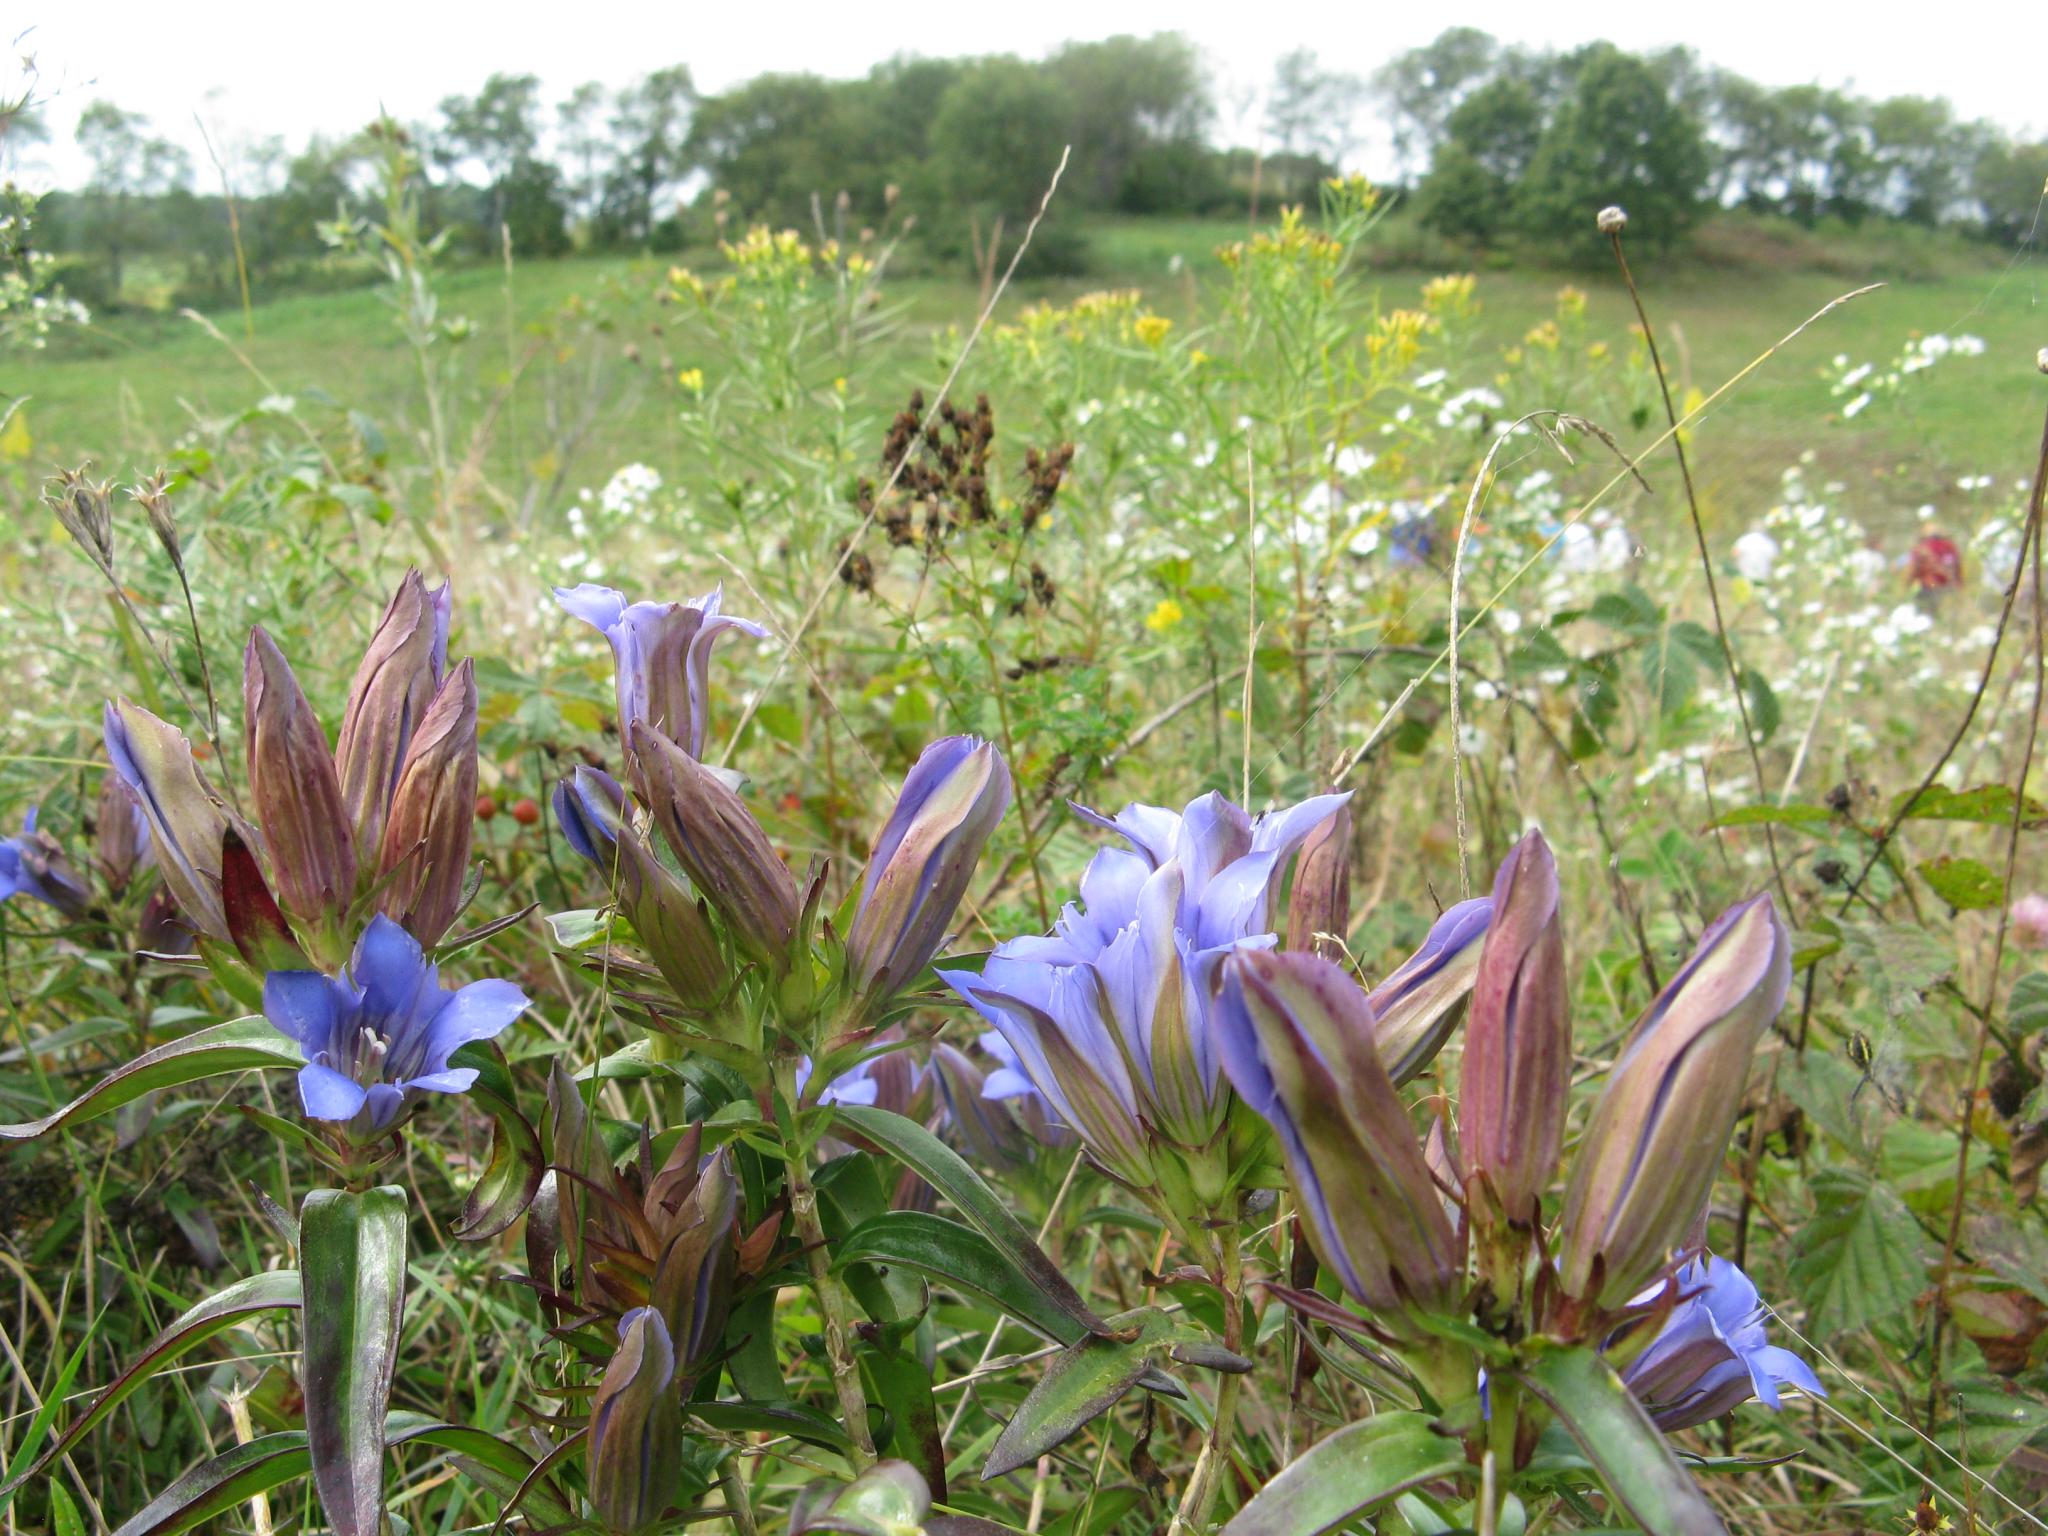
[{"x1": 16, "y1": 27, "x2": 2047, "y2": 307}]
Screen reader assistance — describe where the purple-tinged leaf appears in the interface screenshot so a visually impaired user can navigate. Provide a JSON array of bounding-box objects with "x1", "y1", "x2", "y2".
[
  {"x1": 1219, "y1": 1413, "x2": 1464, "y2": 1536},
  {"x1": 301, "y1": 1186, "x2": 408, "y2": 1536}
]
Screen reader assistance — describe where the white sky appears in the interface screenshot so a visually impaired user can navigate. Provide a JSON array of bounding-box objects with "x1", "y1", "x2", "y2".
[{"x1": 11, "y1": 0, "x2": 2044, "y2": 190}]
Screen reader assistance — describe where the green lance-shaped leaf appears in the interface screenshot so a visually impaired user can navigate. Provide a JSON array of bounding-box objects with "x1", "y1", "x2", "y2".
[
  {"x1": 107, "y1": 1415, "x2": 568, "y2": 1536},
  {"x1": 448, "y1": 1040, "x2": 542, "y2": 1240},
  {"x1": 692, "y1": 1399, "x2": 857, "y2": 1455},
  {"x1": 833, "y1": 1104, "x2": 1108, "y2": 1340},
  {"x1": 835, "y1": 1211, "x2": 1089, "y2": 1346},
  {"x1": 1515, "y1": 1345, "x2": 1727, "y2": 1536},
  {"x1": 301, "y1": 1186, "x2": 408, "y2": 1536},
  {"x1": 1219, "y1": 1412, "x2": 1466, "y2": 1536},
  {"x1": 982, "y1": 1308, "x2": 1175, "y2": 1480},
  {"x1": 0, "y1": 1017, "x2": 301, "y2": 1141},
  {"x1": 2, "y1": 1270, "x2": 300, "y2": 1494}
]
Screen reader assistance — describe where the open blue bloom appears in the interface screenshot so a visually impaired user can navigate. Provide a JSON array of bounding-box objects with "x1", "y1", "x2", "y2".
[
  {"x1": 1620, "y1": 1254, "x2": 1825, "y2": 1431},
  {"x1": 941, "y1": 790, "x2": 1349, "y2": 1180},
  {"x1": 0, "y1": 808, "x2": 91, "y2": 916},
  {"x1": 794, "y1": 1055, "x2": 883, "y2": 1108},
  {"x1": 554, "y1": 583, "x2": 764, "y2": 758},
  {"x1": 262, "y1": 914, "x2": 530, "y2": 1138}
]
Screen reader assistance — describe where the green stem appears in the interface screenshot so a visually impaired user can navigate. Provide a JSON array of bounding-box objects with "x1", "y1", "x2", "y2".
[
  {"x1": 1167, "y1": 1237, "x2": 1245, "y2": 1536},
  {"x1": 779, "y1": 1060, "x2": 877, "y2": 1468}
]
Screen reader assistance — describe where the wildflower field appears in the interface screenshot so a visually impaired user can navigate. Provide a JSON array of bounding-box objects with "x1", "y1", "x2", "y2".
[{"x1": 4, "y1": 159, "x2": 2048, "y2": 1536}]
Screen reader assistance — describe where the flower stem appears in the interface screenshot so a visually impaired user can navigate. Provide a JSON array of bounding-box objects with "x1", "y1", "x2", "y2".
[
  {"x1": 1167, "y1": 1235, "x2": 1245, "y2": 1536},
  {"x1": 779, "y1": 1060, "x2": 877, "y2": 1469}
]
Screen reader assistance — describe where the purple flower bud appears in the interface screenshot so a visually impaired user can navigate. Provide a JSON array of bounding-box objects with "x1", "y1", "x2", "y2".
[
  {"x1": 1285, "y1": 802, "x2": 1352, "y2": 958},
  {"x1": 632, "y1": 723, "x2": 799, "y2": 971},
  {"x1": 262, "y1": 914, "x2": 528, "y2": 1142},
  {"x1": 587, "y1": 1309, "x2": 684, "y2": 1534},
  {"x1": 553, "y1": 768, "x2": 727, "y2": 1008},
  {"x1": 1460, "y1": 832, "x2": 1568, "y2": 1223},
  {"x1": 1557, "y1": 894, "x2": 1791, "y2": 1307},
  {"x1": 1367, "y1": 896, "x2": 1493, "y2": 1085},
  {"x1": 94, "y1": 771, "x2": 151, "y2": 894},
  {"x1": 1215, "y1": 949, "x2": 1461, "y2": 1323},
  {"x1": 555, "y1": 583, "x2": 763, "y2": 762},
  {"x1": 244, "y1": 628, "x2": 357, "y2": 931},
  {"x1": 847, "y1": 736, "x2": 1010, "y2": 1012},
  {"x1": 334, "y1": 571, "x2": 450, "y2": 869},
  {"x1": 1618, "y1": 1255, "x2": 1824, "y2": 1430},
  {"x1": 103, "y1": 699, "x2": 235, "y2": 941},
  {"x1": 0, "y1": 808, "x2": 92, "y2": 917},
  {"x1": 930, "y1": 1042, "x2": 1034, "y2": 1169},
  {"x1": 374, "y1": 658, "x2": 477, "y2": 946}
]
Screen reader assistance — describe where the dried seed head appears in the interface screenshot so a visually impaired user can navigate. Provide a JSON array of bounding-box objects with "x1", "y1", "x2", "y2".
[
  {"x1": 2037, "y1": 346, "x2": 2048, "y2": 375},
  {"x1": 1596, "y1": 205, "x2": 1629, "y2": 235},
  {"x1": 44, "y1": 467, "x2": 116, "y2": 574},
  {"x1": 130, "y1": 470, "x2": 183, "y2": 570}
]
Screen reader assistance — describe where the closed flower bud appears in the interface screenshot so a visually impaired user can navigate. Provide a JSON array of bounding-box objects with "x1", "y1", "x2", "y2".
[
  {"x1": 244, "y1": 628, "x2": 356, "y2": 931},
  {"x1": 1558, "y1": 894, "x2": 1790, "y2": 1308},
  {"x1": 374, "y1": 658, "x2": 477, "y2": 945},
  {"x1": 554, "y1": 767, "x2": 726, "y2": 1007},
  {"x1": 95, "y1": 770, "x2": 150, "y2": 893},
  {"x1": 334, "y1": 571, "x2": 451, "y2": 869},
  {"x1": 103, "y1": 699, "x2": 235, "y2": 940},
  {"x1": 1368, "y1": 896, "x2": 1493, "y2": 1085},
  {"x1": 846, "y1": 736, "x2": 1010, "y2": 1013},
  {"x1": 1285, "y1": 802, "x2": 1352, "y2": 958},
  {"x1": 1460, "y1": 831, "x2": 1568, "y2": 1223},
  {"x1": 632, "y1": 723, "x2": 799, "y2": 971},
  {"x1": 1216, "y1": 949, "x2": 1460, "y2": 1324},
  {"x1": 587, "y1": 1309, "x2": 684, "y2": 1534}
]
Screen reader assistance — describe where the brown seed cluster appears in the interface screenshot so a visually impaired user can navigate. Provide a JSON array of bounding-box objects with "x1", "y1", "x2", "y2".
[{"x1": 841, "y1": 391, "x2": 1074, "y2": 595}]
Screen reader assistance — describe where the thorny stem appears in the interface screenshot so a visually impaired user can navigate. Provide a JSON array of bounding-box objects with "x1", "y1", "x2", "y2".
[
  {"x1": 1606, "y1": 228, "x2": 1796, "y2": 922},
  {"x1": 1923, "y1": 389, "x2": 2048, "y2": 1438},
  {"x1": 1167, "y1": 1236, "x2": 1245, "y2": 1536}
]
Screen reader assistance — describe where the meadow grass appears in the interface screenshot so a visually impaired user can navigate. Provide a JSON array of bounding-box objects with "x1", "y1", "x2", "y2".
[{"x1": 16, "y1": 212, "x2": 2036, "y2": 525}]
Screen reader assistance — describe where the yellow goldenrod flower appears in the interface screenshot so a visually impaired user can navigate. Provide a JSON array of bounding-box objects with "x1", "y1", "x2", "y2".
[{"x1": 1145, "y1": 598, "x2": 1185, "y2": 633}]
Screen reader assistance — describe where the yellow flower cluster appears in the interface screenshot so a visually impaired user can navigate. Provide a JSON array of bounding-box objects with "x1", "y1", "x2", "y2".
[
  {"x1": 1421, "y1": 272, "x2": 1479, "y2": 320},
  {"x1": 1555, "y1": 285, "x2": 1589, "y2": 321},
  {"x1": 1215, "y1": 206, "x2": 1342, "y2": 277},
  {"x1": 720, "y1": 225, "x2": 819, "y2": 286},
  {"x1": 1367, "y1": 308, "x2": 1436, "y2": 368},
  {"x1": 999, "y1": 289, "x2": 1175, "y2": 354}
]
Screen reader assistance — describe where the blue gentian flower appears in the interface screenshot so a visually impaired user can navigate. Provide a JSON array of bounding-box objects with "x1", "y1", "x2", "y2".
[
  {"x1": 554, "y1": 583, "x2": 764, "y2": 758},
  {"x1": 1620, "y1": 1254, "x2": 1826, "y2": 1431},
  {"x1": 941, "y1": 790, "x2": 1349, "y2": 1182},
  {"x1": 262, "y1": 914, "x2": 529, "y2": 1138},
  {"x1": 0, "y1": 807, "x2": 91, "y2": 916}
]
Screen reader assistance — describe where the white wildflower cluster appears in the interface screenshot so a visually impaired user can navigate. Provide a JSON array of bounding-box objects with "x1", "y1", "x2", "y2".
[{"x1": 1828, "y1": 334, "x2": 1986, "y2": 420}]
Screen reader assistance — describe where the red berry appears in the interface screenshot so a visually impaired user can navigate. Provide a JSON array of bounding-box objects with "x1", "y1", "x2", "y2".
[
  {"x1": 475, "y1": 795, "x2": 499, "y2": 822},
  {"x1": 510, "y1": 797, "x2": 541, "y2": 826}
]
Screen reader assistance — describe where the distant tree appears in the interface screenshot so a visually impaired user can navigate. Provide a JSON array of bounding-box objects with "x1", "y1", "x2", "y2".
[
  {"x1": 686, "y1": 74, "x2": 844, "y2": 226},
  {"x1": 1972, "y1": 137, "x2": 2048, "y2": 244},
  {"x1": 1867, "y1": 95, "x2": 1974, "y2": 224},
  {"x1": 927, "y1": 59, "x2": 1078, "y2": 271},
  {"x1": 499, "y1": 155, "x2": 571, "y2": 257},
  {"x1": 1416, "y1": 76, "x2": 1543, "y2": 244},
  {"x1": 1051, "y1": 33, "x2": 1211, "y2": 207},
  {"x1": 1515, "y1": 48, "x2": 1708, "y2": 252},
  {"x1": 1263, "y1": 48, "x2": 1366, "y2": 203},
  {"x1": 74, "y1": 100, "x2": 191, "y2": 297},
  {"x1": 1372, "y1": 27, "x2": 1500, "y2": 177},
  {"x1": 556, "y1": 82, "x2": 613, "y2": 228},
  {"x1": 596, "y1": 66, "x2": 696, "y2": 246},
  {"x1": 437, "y1": 72, "x2": 543, "y2": 231}
]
